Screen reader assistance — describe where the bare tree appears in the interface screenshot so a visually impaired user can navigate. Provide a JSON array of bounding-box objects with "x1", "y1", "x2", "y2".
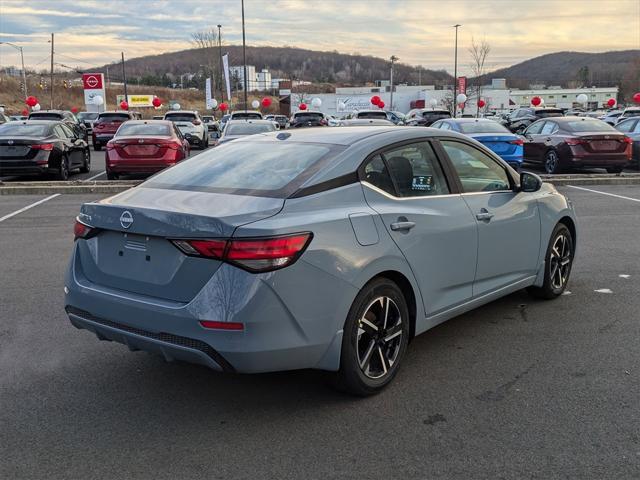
[
  {"x1": 468, "y1": 37, "x2": 491, "y2": 116},
  {"x1": 191, "y1": 29, "x2": 220, "y2": 102}
]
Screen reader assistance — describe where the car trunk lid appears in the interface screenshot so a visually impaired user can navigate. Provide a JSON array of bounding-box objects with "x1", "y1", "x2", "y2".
[
  {"x1": 75, "y1": 188, "x2": 283, "y2": 302},
  {"x1": 573, "y1": 132, "x2": 627, "y2": 153},
  {"x1": 112, "y1": 136, "x2": 172, "y2": 158},
  {"x1": 472, "y1": 134, "x2": 519, "y2": 155},
  {"x1": 0, "y1": 137, "x2": 50, "y2": 160}
]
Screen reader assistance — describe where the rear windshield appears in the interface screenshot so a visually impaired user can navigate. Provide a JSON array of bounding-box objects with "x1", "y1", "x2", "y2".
[
  {"x1": 0, "y1": 124, "x2": 50, "y2": 136},
  {"x1": 566, "y1": 119, "x2": 616, "y2": 132},
  {"x1": 29, "y1": 113, "x2": 62, "y2": 120},
  {"x1": 357, "y1": 111, "x2": 387, "y2": 119},
  {"x1": 165, "y1": 114, "x2": 196, "y2": 122},
  {"x1": 144, "y1": 141, "x2": 339, "y2": 197},
  {"x1": 624, "y1": 110, "x2": 640, "y2": 117},
  {"x1": 98, "y1": 113, "x2": 130, "y2": 122},
  {"x1": 77, "y1": 112, "x2": 98, "y2": 120},
  {"x1": 536, "y1": 110, "x2": 563, "y2": 118},
  {"x1": 116, "y1": 123, "x2": 172, "y2": 136},
  {"x1": 458, "y1": 121, "x2": 510, "y2": 134},
  {"x1": 294, "y1": 112, "x2": 324, "y2": 120},
  {"x1": 422, "y1": 111, "x2": 451, "y2": 119},
  {"x1": 225, "y1": 123, "x2": 276, "y2": 135},
  {"x1": 202, "y1": 116, "x2": 214, "y2": 121},
  {"x1": 231, "y1": 112, "x2": 262, "y2": 119}
]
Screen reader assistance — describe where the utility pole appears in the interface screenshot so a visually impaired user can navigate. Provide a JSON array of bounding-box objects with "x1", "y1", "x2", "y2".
[
  {"x1": 453, "y1": 24, "x2": 461, "y2": 118},
  {"x1": 50, "y1": 33, "x2": 54, "y2": 109},
  {"x1": 217, "y1": 24, "x2": 224, "y2": 102},
  {"x1": 121, "y1": 52, "x2": 128, "y2": 106},
  {"x1": 389, "y1": 55, "x2": 398, "y2": 111},
  {"x1": 106, "y1": 65, "x2": 110, "y2": 86},
  {"x1": 0, "y1": 42, "x2": 27, "y2": 97},
  {"x1": 241, "y1": 0, "x2": 248, "y2": 109}
]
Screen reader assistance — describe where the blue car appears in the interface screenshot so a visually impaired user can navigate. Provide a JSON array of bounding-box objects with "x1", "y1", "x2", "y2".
[
  {"x1": 431, "y1": 118, "x2": 524, "y2": 170},
  {"x1": 65, "y1": 127, "x2": 576, "y2": 395}
]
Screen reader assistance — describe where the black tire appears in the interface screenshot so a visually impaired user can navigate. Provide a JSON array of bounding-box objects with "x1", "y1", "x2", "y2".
[
  {"x1": 606, "y1": 167, "x2": 623, "y2": 174},
  {"x1": 544, "y1": 149, "x2": 564, "y2": 174},
  {"x1": 56, "y1": 155, "x2": 69, "y2": 181},
  {"x1": 333, "y1": 278, "x2": 410, "y2": 396},
  {"x1": 106, "y1": 171, "x2": 119, "y2": 180},
  {"x1": 203, "y1": 134, "x2": 209, "y2": 149},
  {"x1": 79, "y1": 148, "x2": 91, "y2": 173},
  {"x1": 528, "y1": 223, "x2": 574, "y2": 299},
  {"x1": 93, "y1": 142, "x2": 102, "y2": 152}
]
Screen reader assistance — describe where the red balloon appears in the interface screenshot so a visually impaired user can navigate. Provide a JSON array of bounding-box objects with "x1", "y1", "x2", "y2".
[
  {"x1": 261, "y1": 97, "x2": 272, "y2": 108},
  {"x1": 219, "y1": 102, "x2": 228, "y2": 112},
  {"x1": 378, "y1": 101, "x2": 385, "y2": 109},
  {"x1": 22, "y1": 108, "x2": 29, "y2": 116},
  {"x1": 299, "y1": 103, "x2": 307, "y2": 111},
  {"x1": 71, "y1": 107, "x2": 79, "y2": 113},
  {"x1": 531, "y1": 96, "x2": 542, "y2": 106},
  {"x1": 607, "y1": 98, "x2": 616, "y2": 107},
  {"x1": 120, "y1": 101, "x2": 129, "y2": 110},
  {"x1": 152, "y1": 97, "x2": 162, "y2": 108},
  {"x1": 25, "y1": 96, "x2": 38, "y2": 107},
  {"x1": 477, "y1": 99, "x2": 486, "y2": 108},
  {"x1": 633, "y1": 93, "x2": 640, "y2": 104},
  {"x1": 371, "y1": 95, "x2": 381, "y2": 106}
]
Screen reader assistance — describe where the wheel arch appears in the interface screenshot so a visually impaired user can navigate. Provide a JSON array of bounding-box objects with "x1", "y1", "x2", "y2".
[
  {"x1": 558, "y1": 215, "x2": 577, "y2": 251},
  {"x1": 368, "y1": 270, "x2": 418, "y2": 341}
]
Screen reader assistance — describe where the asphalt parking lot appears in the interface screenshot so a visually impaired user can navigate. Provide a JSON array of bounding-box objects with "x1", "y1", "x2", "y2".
[{"x1": 1, "y1": 183, "x2": 639, "y2": 479}]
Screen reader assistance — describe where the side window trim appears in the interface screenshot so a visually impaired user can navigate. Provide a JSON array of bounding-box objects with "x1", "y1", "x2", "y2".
[
  {"x1": 434, "y1": 138, "x2": 517, "y2": 193},
  {"x1": 358, "y1": 138, "x2": 461, "y2": 197}
]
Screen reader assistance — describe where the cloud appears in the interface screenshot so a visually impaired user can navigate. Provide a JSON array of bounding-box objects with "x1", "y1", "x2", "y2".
[{"x1": 0, "y1": 0, "x2": 637, "y2": 75}]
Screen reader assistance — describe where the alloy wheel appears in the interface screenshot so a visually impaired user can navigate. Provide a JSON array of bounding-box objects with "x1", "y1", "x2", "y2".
[
  {"x1": 356, "y1": 296, "x2": 403, "y2": 380},
  {"x1": 549, "y1": 233, "x2": 572, "y2": 289},
  {"x1": 545, "y1": 151, "x2": 559, "y2": 174}
]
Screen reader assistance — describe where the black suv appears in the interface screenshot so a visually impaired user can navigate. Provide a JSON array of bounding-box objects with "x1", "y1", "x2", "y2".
[
  {"x1": 503, "y1": 107, "x2": 563, "y2": 133},
  {"x1": 28, "y1": 110, "x2": 88, "y2": 142},
  {"x1": 404, "y1": 109, "x2": 451, "y2": 127}
]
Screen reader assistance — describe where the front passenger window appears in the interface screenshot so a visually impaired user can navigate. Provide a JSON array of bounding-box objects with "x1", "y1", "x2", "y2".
[{"x1": 441, "y1": 141, "x2": 511, "y2": 193}]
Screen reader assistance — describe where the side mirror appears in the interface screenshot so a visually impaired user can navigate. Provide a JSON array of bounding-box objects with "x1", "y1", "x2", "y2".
[{"x1": 520, "y1": 171, "x2": 542, "y2": 193}]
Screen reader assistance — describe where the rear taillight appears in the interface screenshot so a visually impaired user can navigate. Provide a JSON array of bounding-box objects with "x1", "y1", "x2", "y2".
[
  {"x1": 510, "y1": 138, "x2": 524, "y2": 146},
  {"x1": 74, "y1": 218, "x2": 98, "y2": 240},
  {"x1": 31, "y1": 143, "x2": 54, "y2": 151},
  {"x1": 622, "y1": 136, "x2": 633, "y2": 144},
  {"x1": 192, "y1": 120, "x2": 202, "y2": 125},
  {"x1": 320, "y1": 119, "x2": 328, "y2": 126},
  {"x1": 565, "y1": 138, "x2": 586, "y2": 146},
  {"x1": 166, "y1": 142, "x2": 182, "y2": 150},
  {"x1": 106, "y1": 142, "x2": 116, "y2": 150},
  {"x1": 171, "y1": 233, "x2": 313, "y2": 273}
]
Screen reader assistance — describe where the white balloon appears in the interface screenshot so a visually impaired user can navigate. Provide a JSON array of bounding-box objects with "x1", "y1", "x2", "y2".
[
  {"x1": 311, "y1": 97, "x2": 322, "y2": 108},
  {"x1": 577, "y1": 93, "x2": 588, "y2": 104},
  {"x1": 33, "y1": 103, "x2": 41, "y2": 111},
  {"x1": 251, "y1": 99, "x2": 260, "y2": 109},
  {"x1": 210, "y1": 99, "x2": 218, "y2": 109},
  {"x1": 338, "y1": 101, "x2": 346, "y2": 110},
  {"x1": 539, "y1": 98, "x2": 545, "y2": 105},
  {"x1": 456, "y1": 93, "x2": 467, "y2": 104},
  {"x1": 93, "y1": 95, "x2": 104, "y2": 106},
  {"x1": 429, "y1": 98, "x2": 438, "y2": 107},
  {"x1": 0, "y1": 106, "x2": 4, "y2": 113},
  {"x1": 173, "y1": 103, "x2": 181, "y2": 110}
]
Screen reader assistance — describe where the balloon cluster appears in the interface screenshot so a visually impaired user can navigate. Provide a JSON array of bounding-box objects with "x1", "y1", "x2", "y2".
[
  {"x1": 120, "y1": 100, "x2": 129, "y2": 110},
  {"x1": 152, "y1": 97, "x2": 162, "y2": 108},
  {"x1": 25, "y1": 96, "x2": 38, "y2": 107},
  {"x1": 531, "y1": 96, "x2": 542, "y2": 107},
  {"x1": 370, "y1": 95, "x2": 385, "y2": 109}
]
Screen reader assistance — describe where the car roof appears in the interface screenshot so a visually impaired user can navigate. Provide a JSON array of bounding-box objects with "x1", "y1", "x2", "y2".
[
  {"x1": 231, "y1": 110, "x2": 261, "y2": 114},
  {"x1": 29, "y1": 109, "x2": 68, "y2": 114},
  {"x1": 443, "y1": 118, "x2": 497, "y2": 123},
  {"x1": 2, "y1": 120, "x2": 59, "y2": 126},
  {"x1": 165, "y1": 110, "x2": 197, "y2": 114},
  {"x1": 123, "y1": 119, "x2": 173, "y2": 125},
  {"x1": 341, "y1": 119, "x2": 395, "y2": 126},
  {"x1": 419, "y1": 109, "x2": 451, "y2": 114},
  {"x1": 99, "y1": 110, "x2": 132, "y2": 114},
  {"x1": 226, "y1": 119, "x2": 274, "y2": 125}
]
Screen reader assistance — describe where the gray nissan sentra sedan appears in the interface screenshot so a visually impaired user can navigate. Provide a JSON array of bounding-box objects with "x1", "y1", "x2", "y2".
[{"x1": 65, "y1": 126, "x2": 577, "y2": 395}]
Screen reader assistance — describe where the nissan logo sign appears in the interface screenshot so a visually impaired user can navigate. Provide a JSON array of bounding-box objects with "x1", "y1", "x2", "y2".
[{"x1": 120, "y1": 211, "x2": 133, "y2": 229}]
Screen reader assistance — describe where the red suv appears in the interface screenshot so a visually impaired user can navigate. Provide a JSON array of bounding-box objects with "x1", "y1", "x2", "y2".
[{"x1": 92, "y1": 111, "x2": 134, "y2": 151}]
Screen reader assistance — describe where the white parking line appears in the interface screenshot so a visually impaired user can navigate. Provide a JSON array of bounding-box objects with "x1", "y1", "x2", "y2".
[
  {"x1": 0, "y1": 194, "x2": 61, "y2": 223},
  {"x1": 567, "y1": 185, "x2": 640, "y2": 203},
  {"x1": 84, "y1": 172, "x2": 105, "y2": 181}
]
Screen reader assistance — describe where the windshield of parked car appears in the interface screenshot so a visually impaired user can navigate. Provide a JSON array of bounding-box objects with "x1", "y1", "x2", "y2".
[
  {"x1": 623, "y1": 110, "x2": 640, "y2": 117},
  {"x1": 116, "y1": 123, "x2": 173, "y2": 136},
  {"x1": 458, "y1": 121, "x2": 511, "y2": 134},
  {"x1": 231, "y1": 112, "x2": 262, "y2": 119},
  {"x1": 225, "y1": 123, "x2": 276, "y2": 136},
  {"x1": 536, "y1": 110, "x2": 563, "y2": 118},
  {"x1": 294, "y1": 112, "x2": 324, "y2": 121},
  {"x1": 0, "y1": 123, "x2": 50, "y2": 136},
  {"x1": 357, "y1": 111, "x2": 387, "y2": 119},
  {"x1": 28, "y1": 113, "x2": 63, "y2": 120},
  {"x1": 565, "y1": 119, "x2": 616, "y2": 132},
  {"x1": 164, "y1": 113, "x2": 197, "y2": 122},
  {"x1": 97, "y1": 113, "x2": 130, "y2": 122},
  {"x1": 77, "y1": 112, "x2": 99, "y2": 121},
  {"x1": 143, "y1": 141, "x2": 340, "y2": 197}
]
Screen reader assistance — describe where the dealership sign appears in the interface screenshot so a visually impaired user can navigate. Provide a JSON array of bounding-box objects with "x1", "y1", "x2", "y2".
[
  {"x1": 336, "y1": 96, "x2": 375, "y2": 112},
  {"x1": 82, "y1": 73, "x2": 106, "y2": 111},
  {"x1": 457, "y1": 76, "x2": 467, "y2": 94},
  {"x1": 116, "y1": 94, "x2": 156, "y2": 107}
]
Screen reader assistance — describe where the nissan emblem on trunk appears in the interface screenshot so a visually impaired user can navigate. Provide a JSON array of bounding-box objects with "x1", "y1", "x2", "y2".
[{"x1": 120, "y1": 211, "x2": 134, "y2": 229}]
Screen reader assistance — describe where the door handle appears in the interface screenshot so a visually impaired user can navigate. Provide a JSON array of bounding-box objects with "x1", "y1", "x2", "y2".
[
  {"x1": 390, "y1": 221, "x2": 416, "y2": 231},
  {"x1": 476, "y1": 209, "x2": 494, "y2": 221}
]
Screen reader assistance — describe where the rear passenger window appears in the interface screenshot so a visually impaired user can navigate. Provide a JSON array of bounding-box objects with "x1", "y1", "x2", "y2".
[
  {"x1": 383, "y1": 142, "x2": 449, "y2": 197},
  {"x1": 540, "y1": 122, "x2": 557, "y2": 135},
  {"x1": 363, "y1": 155, "x2": 395, "y2": 196},
  {"x1": 441, "y1": 141, "x2": 511, "y2": 193}
]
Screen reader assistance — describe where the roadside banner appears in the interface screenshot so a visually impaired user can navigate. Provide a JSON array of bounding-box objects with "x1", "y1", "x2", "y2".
[
  {"x1": 116, "y1": 94, "x2": 155, "y2": 107},
  {"x1": 205, "y1": 78, "x2": 214, "y2": 109},
  {"x1": 457, "y1": 76, "x2": 467, "y2": 94},
  {"x1": 222, "y1": 53, "x2": 232, "y2": 101}
]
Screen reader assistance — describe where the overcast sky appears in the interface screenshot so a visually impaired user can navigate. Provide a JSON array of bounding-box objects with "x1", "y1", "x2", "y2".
[{"x1": 1, "y1": 0, "x2": 639, "y2": 75}]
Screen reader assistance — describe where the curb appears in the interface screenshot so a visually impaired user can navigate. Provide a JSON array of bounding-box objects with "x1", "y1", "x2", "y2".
[{"x1": 1, "y1": 175, "x2": 640, "y2": 195}]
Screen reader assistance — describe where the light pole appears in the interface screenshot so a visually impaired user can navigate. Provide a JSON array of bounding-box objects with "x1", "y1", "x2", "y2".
[
  {"x1": 241, "y1": 0, "x2": 248, "y2": 109},
  {"x1": 452, "y1": 24, "x2": 461, "y2": 118},
  {"x1": 389, "y1": 55, "x2": 398, "y2": 111},
  {"x1": 0, "y1": 42, "x2": 27, "y2": 97},
  {"x1": 217, "y1": 24, "x2": 224, "y2": 102}
]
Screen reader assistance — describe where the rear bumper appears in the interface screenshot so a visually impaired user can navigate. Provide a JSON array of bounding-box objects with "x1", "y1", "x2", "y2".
[
  {"x1": 567, "y1": 154, "x2": 629, "y2": 168},
  {"x1": 93, "y1": 134, "x2": 115, "y2": 143},
  {"x1": 107, "y1": 163, "x2": 174, "y2": 174},
  {"x1": 183, "y1": 134, "x2": 204, "y2": 145},
  {"x1": 0, "y1": 165, "x2": 52, "y2": 176}
]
